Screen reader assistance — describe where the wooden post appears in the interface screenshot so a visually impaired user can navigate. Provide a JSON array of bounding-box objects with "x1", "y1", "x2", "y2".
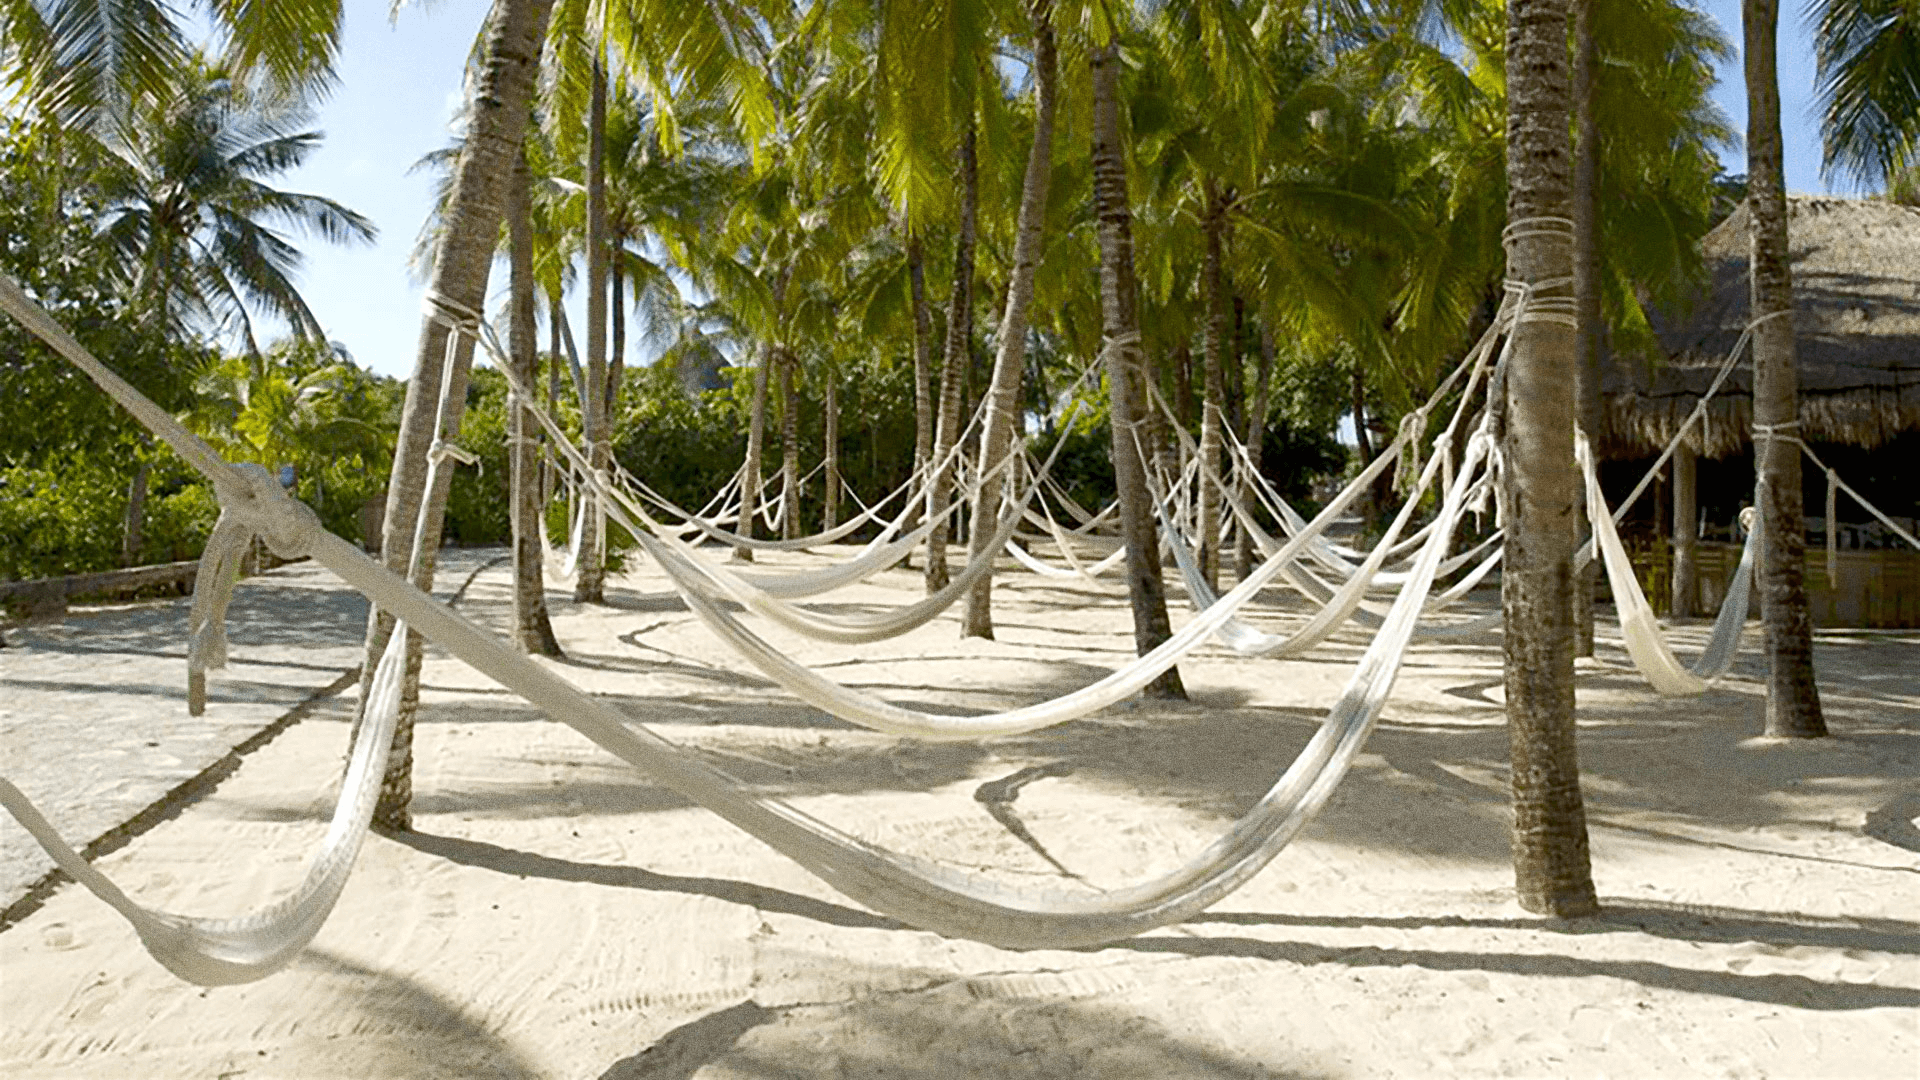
[{"x1": 1671, "y1": 443, "x2": 1697, "y2": 617}]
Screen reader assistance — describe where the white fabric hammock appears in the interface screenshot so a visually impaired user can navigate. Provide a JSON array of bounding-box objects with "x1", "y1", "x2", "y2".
[
  {"x1": 0, "y1": 266, "x2": 1510, "y2": 981},
  {"x1": 1579, "y1": 434, "x2": 1757, "y2": 695}
]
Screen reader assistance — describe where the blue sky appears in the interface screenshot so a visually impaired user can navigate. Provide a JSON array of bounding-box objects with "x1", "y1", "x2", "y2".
[{"x1": 267, "y1": 0, "x2": 1843, "y2": 380}]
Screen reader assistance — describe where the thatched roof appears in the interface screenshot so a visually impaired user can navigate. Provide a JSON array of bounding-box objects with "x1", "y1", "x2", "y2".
[{"x1": 1600, "y1": 196, "x2": 1920, "y2": 459}]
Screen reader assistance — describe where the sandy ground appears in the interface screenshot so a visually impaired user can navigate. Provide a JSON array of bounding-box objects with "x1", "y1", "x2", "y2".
[
  {"x1": 0, "y1": 550, "x2": 500, "y2": 909},
  {"x1": 0, "y1": 542, "x2": 1914, "y2": 1079}
]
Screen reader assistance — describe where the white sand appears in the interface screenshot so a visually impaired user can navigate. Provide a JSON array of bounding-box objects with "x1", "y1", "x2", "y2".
[{"x1": 1, "y1": 545, "x2": 1915, "y2": 1078}]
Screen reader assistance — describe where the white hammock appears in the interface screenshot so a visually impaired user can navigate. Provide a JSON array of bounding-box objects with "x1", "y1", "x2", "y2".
[
  {"x1": 0, "y1": 269, "x2": 1511, "y2": 980},
  {"x1": 1579, "y1": 434, "x2": 1757, "y2": 695}
]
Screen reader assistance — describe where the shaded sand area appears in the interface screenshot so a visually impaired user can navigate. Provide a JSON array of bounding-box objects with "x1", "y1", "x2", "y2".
[
  {"x1": 1, "y1": 543, "x2": 1915, "y2": 1078},
  {"x1": 0, "y1": 549, "x2": 502, "y2": 913}
]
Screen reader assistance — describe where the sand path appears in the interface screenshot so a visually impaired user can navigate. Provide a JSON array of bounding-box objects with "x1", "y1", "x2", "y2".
[{"x1": 1, "y1": 544, "x2": 1914, "y2": 1078}]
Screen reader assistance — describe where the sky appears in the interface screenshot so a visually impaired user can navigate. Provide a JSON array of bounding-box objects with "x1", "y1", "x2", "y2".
[{"x1": 263, "y1": 0, "x2": 1843, "y2": 381}]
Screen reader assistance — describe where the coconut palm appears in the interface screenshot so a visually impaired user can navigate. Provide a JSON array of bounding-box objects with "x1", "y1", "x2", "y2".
[
  {"x1": 0, "y1": 0, "x2": 344, "y2": 128},
  {"x1": 358, "y1": 0, "x2": 557, "y2": 832},
  {"x1": 1092, "y1": 34, "x2": 1186, "y2": 700},
  {"x1": 91, "y1": 57, "x2": 372, "y2": 561},
  {"x1": 1813, "y1": 0, "x2": 1920, "y2": 195},
  {"x1": 506, "y1": 150, "x2": 563, "y2": 656},
  {"x1": 1746, "y1": 0, "x2": 1828, "y2": 738},
  {"x1": 93, "y1": 58, "x2": 375, "y2": 352},
  {"x1": 1501, "y1": 0, "x2": 1599, "y2": 917},
  {"x1": 958, "y1": 0, "x2": 1058, "y2": 639}
]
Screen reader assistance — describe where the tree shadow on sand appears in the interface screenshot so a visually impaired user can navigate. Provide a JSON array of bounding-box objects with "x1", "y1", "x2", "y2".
[{"x1": 592, "y1": 983, "x2": 1330, "y2": 1080}]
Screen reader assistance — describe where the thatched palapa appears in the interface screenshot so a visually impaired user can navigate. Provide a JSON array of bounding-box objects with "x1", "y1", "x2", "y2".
[{"x1": 1601, "y1": 196, "x2": 1920, "y2": 459}]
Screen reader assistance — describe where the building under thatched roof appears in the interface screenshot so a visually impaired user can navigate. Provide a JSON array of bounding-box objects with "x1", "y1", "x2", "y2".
[{"x1": 1600, "y1": 196, "x2": 1920, "y2": 460}]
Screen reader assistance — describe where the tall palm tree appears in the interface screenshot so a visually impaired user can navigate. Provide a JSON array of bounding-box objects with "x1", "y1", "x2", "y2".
[
  {"x1": 1746, "y1": 0, "x2": 1828, "y2": 738},
  {"x1": 92, "y1": 57, "x2": 372, "y2": 561},
  {"x1": 507, "y1": 150, "x2": 563, "y2": 656},
  {"x1": 925, "y1": 123, "x2": 978, "y2": 592},
  {"x1": 1092, "y1": 35, "x2": 1184, "y2": 700},
  {"x1": 0, "y1": 0, "x2": 344, "y2": 128},
  {"x1": 94, "y1": 59, "x2": 375, "y2": 351},
  {"x1": 358, "y1": 0, "x2": 557, "y2": 832},
  {"x1": 960, "y1": 0, "x2": 1058, "y2": 639},
  {"x1": 576, "y1": 51, "x2": 611, "y2": 601},
  {"x1": 1501, "y1": 0, "x2": 1599, "y2": 916},
  {"x1": 1571, "y1": 0, "x2": 1601, "y2": 656},
  {"x1": 1813, "y1": 0, "x2": 1919, "y2": 194}
]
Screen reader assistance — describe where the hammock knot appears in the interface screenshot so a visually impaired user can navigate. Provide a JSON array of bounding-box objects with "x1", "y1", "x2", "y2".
[
  {"x1": 1392, "y1": 407, "x2": 1433, "y2": 494},
  {"x1": 222, "y1": 462, "x2": 325, "y2": 561}
]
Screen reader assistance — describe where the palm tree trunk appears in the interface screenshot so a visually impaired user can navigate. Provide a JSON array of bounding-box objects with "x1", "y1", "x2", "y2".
[
  {"x1": 1746, "y1": 0, "x2": 1827, "y2": 738},
  {"x1": 1093, "y1": 39, "x2": 1184, "y2": 701},
  {"x1": 354, "y1": 0, "x2": 555, "y2": 832},
  {"x1": 1197, "y1": 177, "x2": 1230, "y2": 591},
  {"x1": 780, "y1": 349, "x2": 801, "y2": 540},
  {"x1": 1174, "y1": 345, "x2": 1194, "y2": 428},
  {"x1": 609, "y1": 247, "x2": 626, "y2": 421},
  {"x1": 1502, "y1": 0, "x2": 1598, "y2": 916},
  {"x1": 122, "y1": 456, "x2": 149, "y2": 566},
  {"x1": 1350, "y1": 361, "x2": 1376, "y2": 528},
  {"x1": 907, "y1": 234, "x2": 935, "y2": 497},
  {"x1": 1571, "y1": 0, "x2": 1602, "y2": 658},
  {"x1": 575, "y1": 53, "x2": 610, "y2": 603},
  {"x1": 823, "y1": 372, "x2": 840, "y2": 531},
  {"x1": 508, "y1": 152, "x2": 562, "y2": 657},
  {"x1": 545, "y1": 288, "x2": 561, "y2": 505},
  {"x1": 1671, "y1": 443, "x2": 1697, "y2": 616},
  {"x1": 925, "y1": 124, "x2": 978, "y2": 594},
  {"x1": 961, "y1": 0, "x2": 1058, "y2": 640},
  {"x1": 1237, "y1": 327, "x2": 1276, "y2": 581},
  {"x1": 733, "y1": 346, "x2": 771, "y2": 561}
]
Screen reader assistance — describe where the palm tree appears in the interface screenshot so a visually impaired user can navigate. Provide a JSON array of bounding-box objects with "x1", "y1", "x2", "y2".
[
  {"x1": 94, "y1": 59, "x2": 375, "y2": 351},
  {"x1": 0, "y1": 0, "x2": 344, "y2": 128},
  {"x1": 1813, "y1": 0, "x2": 1920, "y2": 194},
  {"x1": 92, "y1": 57, "x2": 373, "y2": 561},
  {"x1": 1092, "y1": 35, "x2": 1185, "y2": 700},
  {"x1": 960, "y1": 0, "x2": 1058, "y2": 639},
  {"x1": 925, "y1": 123, "x2": 978, "y2": 593},
  {"x1": 358, "y1": 0, "x2": 557, "y2": 832},
  {"x1": 575, "y1": 51, "x2": 611, "y2": 602},
  {"x1": 507, "y1": 150, "x2": 563, "y2": 656},
  {"x1": 1501, "y1": 0, "x2": 1599, "y2": 916},
  {"x1": 1746, "y1": 0, "x2": 1828, "y2": 738},
  {"x1": 1571, "y1": 0, "x2": 1602, "y2": 656}
]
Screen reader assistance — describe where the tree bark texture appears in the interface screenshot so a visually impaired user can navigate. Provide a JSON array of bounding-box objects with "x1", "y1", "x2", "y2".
[
  {"x1": 823, "y1": 372, "x2": 840, "y2": 530},
  {"x1": 906, "y1": 232, "x2": 935, "y2": 526},
  {"x1": 574, "y1": 54, "x2": 610, "y2": 603},
  {"x1": 925, "y1": 124, "x2": 978, "y2": 594},
  {"x1": 1501, "y1": 0, "x2": 1599, "y2": 916},
  {"x1": 1351, "y1": 362, "x2": 1377, "y2": 529},
  {"x1": 1671, "y1": 442, "x2": 1697, "y2": 617},
  {"x1": 733, "y1": 345, "x2": 772, "y2": 561},
  {"x1": 609, "y1": 254, "x2": 625, "y2": 415},
  {"x1": 1197, "y1": 178, "x2": 1230, "y2": 591},
  {"x1": 1092, "y1": 39, "x2": 1184, "y2": 700},
  {"x1": 961, "y1": 0, "x2": 1057, "y2": 639},
  {"x1": 122, "y1": 458, "x2": 149, "y2": 566},
  {"x1": 508, "y1": 153, "x2": 562, "y2": 657},
  {"x1": 780, "y1": 349, "x2": 801, "y2": 540},
  {"x1": 355, "y1": 0, "x2": 555, "y2": 832},
  {"x1": 1571, "y1": 0, "x2": 1602, "y2": 658},
  {"x1": 1237, "y1": 327, "x2": 1276, "y2": 581},
  {"x1": 1745, "y1": 0, "x2": 1827, "y2": 738}
]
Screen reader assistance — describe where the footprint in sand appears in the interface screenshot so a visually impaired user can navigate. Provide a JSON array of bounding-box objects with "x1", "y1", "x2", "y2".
[{"x1": 41, "y1": 921, "x2": 81, "y2": 951}]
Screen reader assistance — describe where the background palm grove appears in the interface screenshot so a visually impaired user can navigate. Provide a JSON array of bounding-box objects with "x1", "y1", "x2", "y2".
[{"x1": 0, "y1": 0, "x2": 1911, "y2": 585}]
